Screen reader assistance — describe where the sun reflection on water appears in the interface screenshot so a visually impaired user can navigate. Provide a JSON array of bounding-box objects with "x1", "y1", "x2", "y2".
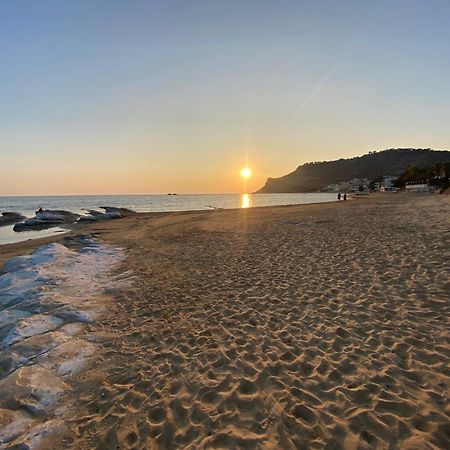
[{"x1": 241, "y1": 193, "x2": 251, "y2": 209}]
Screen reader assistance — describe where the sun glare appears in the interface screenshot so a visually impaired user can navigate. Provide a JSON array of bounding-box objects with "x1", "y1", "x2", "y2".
[
  {"x1": 240, "y1": 167, "x2": 252, "y2": 179},
  {"x1": 241, "y1": 193, "x2": 251, "y2": 208}
]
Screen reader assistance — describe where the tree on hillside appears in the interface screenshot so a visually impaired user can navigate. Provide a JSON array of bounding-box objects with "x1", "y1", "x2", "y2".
[
  {"x1": 394, "y1": 163, "x2": 450, "y2": 190},
  {"x1": 369, "y1": 176, "x2": 383, "y2": 191}
]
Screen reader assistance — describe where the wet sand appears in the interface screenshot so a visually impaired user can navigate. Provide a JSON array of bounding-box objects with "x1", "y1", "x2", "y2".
[{"x1": 1, "y1": 193, "x2": 449, "y2": 449}]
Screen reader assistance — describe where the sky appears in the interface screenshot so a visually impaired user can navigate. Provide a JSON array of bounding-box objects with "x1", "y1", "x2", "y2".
[{"x1": 1, "y1": 0, "x2": 450, "y2": 195}]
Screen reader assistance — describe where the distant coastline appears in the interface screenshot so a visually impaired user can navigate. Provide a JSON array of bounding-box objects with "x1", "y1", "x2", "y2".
[{"x1": 257, "y1": 148, "x2": 450, "y2": 193}]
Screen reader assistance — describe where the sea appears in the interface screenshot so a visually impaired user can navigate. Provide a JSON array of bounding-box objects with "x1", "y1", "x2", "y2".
[{"x1": 0, "y1": 193, "x2": 336, "y2": 245}]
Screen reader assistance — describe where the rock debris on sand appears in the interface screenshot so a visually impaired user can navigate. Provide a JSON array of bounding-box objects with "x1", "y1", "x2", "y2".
[{"x1": 0, "y1": 238, "x2": 126, "y2": 448}]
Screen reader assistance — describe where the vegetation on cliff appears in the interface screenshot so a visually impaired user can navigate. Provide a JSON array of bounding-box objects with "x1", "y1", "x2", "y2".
[
  {"x1": 257, "y1": 149, "x2": 450, "y2": 193},
  {"x1": 394, "y1": 162, "x2": 450, "y2": 191}
]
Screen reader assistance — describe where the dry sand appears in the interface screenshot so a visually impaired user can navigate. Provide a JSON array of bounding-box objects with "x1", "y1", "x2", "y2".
[{"x1": 1, "y1": 193, "x2": 449, "y2": 449}]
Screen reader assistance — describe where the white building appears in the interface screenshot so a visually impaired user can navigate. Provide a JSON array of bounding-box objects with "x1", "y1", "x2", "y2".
[
  {"x1": 324, "y1": 183, "x2": 338, "y2": 192},
  {"x1": 337, "y1": 181, "x2": 351, "y2": 192},
  {"x1": 383, "y1": 176, "x2": 397, "y2": 190},
  {"x1": 405, "y1": 183, "x2": 429, "y2": 192}
]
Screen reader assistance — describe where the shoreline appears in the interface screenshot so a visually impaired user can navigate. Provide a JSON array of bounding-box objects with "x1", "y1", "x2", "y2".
[
  {"x1": 0, "y1": 192, "x2": 338, "y2": 249},
  {"x1": 1, "y1": 193, "x2": 449, "y2": 448},
  {"x1": 0, "y1": 194, "x2": 350, "y2": 265}
]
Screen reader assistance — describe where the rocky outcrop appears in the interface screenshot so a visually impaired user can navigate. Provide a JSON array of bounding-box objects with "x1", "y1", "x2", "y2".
[
  {"x1": 100, "y1": 206, "x2": 135, "y2": 215},
  {"x1": 13, "y1": 210, "x2": 80, "y2": 232},
  {"x1": 78, "y1": 206, "x2": 135, "y2": 223},
  {"x1": 11, "y1": 206, "x2": 136, "y2": 231},
  {"x1": 0, "y1": 212, "x2": 26, "y2": 227}
]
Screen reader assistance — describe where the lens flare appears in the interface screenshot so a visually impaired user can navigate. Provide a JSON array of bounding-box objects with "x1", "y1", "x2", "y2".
[{"x1": 240, "y1": 167, "x2": 252, "y2": 178}]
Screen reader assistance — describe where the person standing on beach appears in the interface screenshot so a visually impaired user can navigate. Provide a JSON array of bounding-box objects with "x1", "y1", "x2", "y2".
[
  {"x1": 343, "y1": 193, "x2": 347, "y2": 201},
  {"x1": 337, "y1": 192, "x2": 341, "y2": 201}
]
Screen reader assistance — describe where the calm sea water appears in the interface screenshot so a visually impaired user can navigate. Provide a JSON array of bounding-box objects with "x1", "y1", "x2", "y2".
[{"x1": 0, "y1": 193, "x2": 336, "y2": 245}]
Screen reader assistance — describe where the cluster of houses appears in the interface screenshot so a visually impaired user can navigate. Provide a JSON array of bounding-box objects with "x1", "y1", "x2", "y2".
[
  {"x1": 374, "y1": 176, "x2": 398, "y2": 192},
  {"x1": 323, "y1": 176, "x2": 432, "y2": 193},
  {"x1": 323, "y1": 177, "x2": 373, "y2": 193}
]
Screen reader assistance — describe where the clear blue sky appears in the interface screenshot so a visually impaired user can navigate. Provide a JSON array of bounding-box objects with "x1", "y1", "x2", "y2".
[{"x1": 1, "y1": 0, "x2": 449, "y2": 194}]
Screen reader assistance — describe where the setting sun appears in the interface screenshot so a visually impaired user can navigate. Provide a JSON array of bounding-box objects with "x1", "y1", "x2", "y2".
[{"x1": 240, "y1": 167, "x2": 252, "y2": 179}]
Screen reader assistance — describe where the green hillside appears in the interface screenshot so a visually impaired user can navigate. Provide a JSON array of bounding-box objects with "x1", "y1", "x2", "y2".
[{"x1": 257, "y1": 149, "x2": 450, "y2": 193}]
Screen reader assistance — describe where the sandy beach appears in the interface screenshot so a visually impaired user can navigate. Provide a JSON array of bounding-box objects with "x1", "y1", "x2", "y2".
[{"x1": 1, "y1": 193, "x2": 449, "y2": 449}]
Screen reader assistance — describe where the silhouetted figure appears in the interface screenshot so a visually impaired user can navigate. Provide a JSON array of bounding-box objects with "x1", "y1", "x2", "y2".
[
  {"x1": 343, "y1": 193, "x2": 347, "y2": 201},
  {"x1": 337, "y1": 193, "x2": 341, "y2": 201}
]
